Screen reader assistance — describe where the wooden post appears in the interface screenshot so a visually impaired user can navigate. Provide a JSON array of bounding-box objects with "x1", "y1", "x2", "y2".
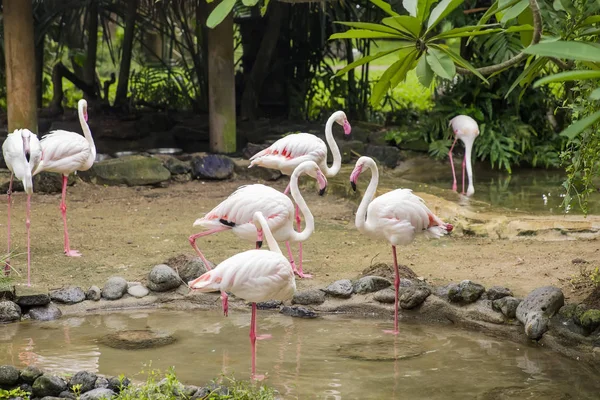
[
  {"x1": 207, "y1": 11, "x2": 236, "y2": 153},
  {"x1": 3, "y1": 0, "x2": 38, "y2": 133}
]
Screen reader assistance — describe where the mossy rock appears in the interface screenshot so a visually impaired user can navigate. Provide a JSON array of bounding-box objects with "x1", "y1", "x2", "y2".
[
  {"x1": 80, "y1": 155, "x2": 171, "y2": 186},
  {"x1": 579, "y1": 309, "x2": 600, "y2": 332},
  {"x1": 99, "y1": 330, "x2": 176, "y2": 350}
]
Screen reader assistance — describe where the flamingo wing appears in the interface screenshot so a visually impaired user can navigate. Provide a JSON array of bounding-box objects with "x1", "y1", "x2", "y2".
[
  {"x1": 36, "y1": 130, "x2": 91, "y2": 174},
  {"x1": 2, "y1": 133, "x2": 28, "y2": 179},
  {"x1": 249, "y1": 133, "x2": 327, "y2": 173}
]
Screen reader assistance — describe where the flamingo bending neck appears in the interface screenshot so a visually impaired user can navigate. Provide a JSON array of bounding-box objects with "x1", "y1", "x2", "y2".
[
  {"x1": 354, "y1": 157, "x2": 379, "y2": 236},
  {"x1": 253, "y1": 212, "x2": 283, "y2": 255},
  {"x1": 321, "y1": 113, "x2": 344, "y2": 177},
  {"x1": 288, "y1": 163, "x2": 318, "y2": 242}
]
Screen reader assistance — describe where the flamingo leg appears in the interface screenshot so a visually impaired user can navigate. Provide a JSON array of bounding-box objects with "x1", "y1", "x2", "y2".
[
  {"x1": 462, "y1": 154, "x2": 466, "y2": 195},
  {"x1": 221, "y1": 291, "x2": 229, "y2": 317},
  {"x1": 285, "y1": 241, "x2": 301, "y2": 277},
  {"x1": 250, "y1": 303, "x2": 269, "y2": 381},
  {"x1": 60, "y1": 175, "x2": 81, "y2": 257},
  {"x1": 448, "y1": 137, "x2": 458, "y2": 192},
  {"x1": 5, "y1": 173, "x2": 13, "y2": 276},
  {"x1": 295, "y1": 204, "x2": 312, "y2": 279},
  {"x1": 26, "y1": 194, "x2": 32, "y2": 287},
  {"x1": 384, "y1": 245, "x2": 400, "y2": 335}
]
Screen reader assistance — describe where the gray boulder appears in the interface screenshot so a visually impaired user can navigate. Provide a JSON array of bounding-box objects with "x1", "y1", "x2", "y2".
[
  {"x1": 80, "y1": 388, "x2": 116, "y2": 400},
  {"x1": 29, "y1": 303, "x2": 62, "y2": 321},
  {"x1": 80, "y1": 155, "x2": 171, "y2": 186},
  {"x1": 256, "y1": 300, "x2": 282, "y2": 309},
  {"x1": 486, "y1": 286, "x2": 513, "y2": 300},
  {"x1": 0, "y1": 300, "x2": 21, "y2": 322},
  {"x1": 492, "y1": 296, "x2": 521, "y2": 319},
  {"x1": 33, "y1": 172, "x2": 76, "y2": 194},
  {"x1": 399, "y1": 286, "x2": 431, "y2": 309},
  {"x1": 32, "y1": 375, "x2": 67, "y2": 398},
  {"x1": 108, "y1": 376, "x2": 130, "y2": 393},
  {"x1": 20, "y1": 366, "x2": 43, "y2": 383},
  {"x1": 353, "y1": 276, "x2": 391, "y2": 294},
  {"x1": 0, "y1": 365, "x2": 20, "y2": 386},
  {"x1": 191, "y1": 154, "x2": 234, "y2": 180},
  {"x1": 127, "y1": 285, "x2": 149, "y2": 298},
  {"x1": 292, "y1": 289, "x2": 326, "y2": 305},
  {"x1": 516, "y1": 286, "x2": 564, "y2": 340},
  {"x1": 280, "y1": 306, "x2": 318, "y2": 319},
  {"x1": 49, "y1": 287, "x2": 85, "y2": 304},
  {"x1": 94, "y1": 377, "x2": 109, "y2": 389},
  {"x1": 364, "y1": 144, "x2": 400, "y2": 168},
  {"x1": 15, "y1": 286, "x2": 50, "y2": 307},
  {"x1": 102, "y1": 277, "x2": 128, "y2": 300},
  {"x1": 174, "y1": 257, "x2": 211, "y2": 283},
  {"x1": 448, "y1": 280, "x2": 485, "y2": 304},
  {"x1": 323, "y1": 280, "x2": 353, "y2": 299},
  {"x1": 373, "y1": 288, "x2": 396, "y2": 304},
  {"x1": 164, "y1": 157, "x2": 191, "y2": 175},
  {"x1": 86, "y1": 286, "x2": 101, "y2": 301},
  {"x1": 69, "y1": 371, "x2": 97, "y2": 393},
  {"x1": 148, "y1": 264, "x2": 181, "y2": 292},
  {"x1": 59, "y1": 390, "x2": 77, "y2": 399}
]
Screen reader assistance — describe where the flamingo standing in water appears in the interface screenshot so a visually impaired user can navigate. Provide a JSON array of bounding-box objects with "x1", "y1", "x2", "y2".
[
  {"x1": 350, "y1": 156, "x2": 453, "y2": 334},
  {"x1": 448, "y1": 115, "x2": 480, "y2": 196},
  {"x1": 33, "y1": 99, "x2": 96, "y2": 257},
  {"x1": 189, "y1": 211, "x2": 296, "y2": 380},
  {"x1": 2, "y1": 129, "x2": 42, "y2": 285},
  {"x1": 190, "y1": 160, "x2": 326, "y2": 300},
  {"x1": 249, "y1": 110, "x2": 351, "y2": 278}
]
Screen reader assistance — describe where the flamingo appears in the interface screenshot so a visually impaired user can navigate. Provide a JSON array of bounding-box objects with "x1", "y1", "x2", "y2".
[
  {"x1": 350, "y1": 156, "x2": 453, "y2": 334},
  {"x1": 249, "y1": 110, "x2": 351, "y2": 278},
  {"x1": 2, "y1": 129, "x2": 42, "y2": 285},
  {"x1": 189, "y1": 211, "x2": 296, "y2": 380},
  {"x1": 33, "y1": 99, "x2": 96, "y2": 257},
  {"x1": 448, "y1": 115, "x2": 480, "y2": 196},
  {"x1": 190, "y1": 160, "x2": 327, "y2": 294}
]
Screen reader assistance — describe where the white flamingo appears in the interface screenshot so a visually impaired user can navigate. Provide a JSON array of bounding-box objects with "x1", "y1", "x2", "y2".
[
  {"x1": 2, "y1": 129, "x2": 42, "y2": 285},
  {"x1": 189, "y1": 211, "x2": 296, "y2": 381},
  {"x1": 448, "y1": 115, "x2": 480, "y2": 196},
  {"x1": 33, "y1": 99, "x2": 96, "y2": 257},
  {"x1": 248, "y1": 110, "x2": 351, "y2": 277},
  {"x1": 350, "y1": 156, "x2": 453, "y2": 334},
  {"x1": 190, "y1": 160, "x2": 327, "y2": 288}
]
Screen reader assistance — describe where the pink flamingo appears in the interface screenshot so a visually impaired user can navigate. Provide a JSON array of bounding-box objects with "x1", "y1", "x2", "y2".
[
  {"x1": 189, "y1": 211, "x2": 296, "y2": 380},
  {"x1": 2, "y1": 129, "x2": 42, "y2": 285},
  {"x1": 350, "y1": 156, "x2": 453, "y2": 334},
  {"x1": 33, "y1": 99, "x2": 96, "y2": 257},
  {"x1": 448, "y1": 115, "x2": 480, "y2": 196},
  {"x1": 189, "y1": 161, "x2": 326, "y2": 309},
  {"x1": 249, "y1": 111, "x2": 351, "y2": 278}
]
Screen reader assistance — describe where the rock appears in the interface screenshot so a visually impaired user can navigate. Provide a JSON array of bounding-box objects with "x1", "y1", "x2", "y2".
[
  {"x1": 364, "y1": 144, "x2": 400, "y2": 168},
  {"x1": 20, "y1": 366, "x2": 43, "y2": 383},
  {"x1": 171, "y1": 256, "x2": 211, "y2": 283},
  {"x1": 29, "y1": 303, "x2": 62, "y2": 321},
  {"x1": 367, "y1": 131, "x2": 390, "y2": 146},
  {"x1": 492, "y1": 296, "x2": 521, "y2": 319},
  {"x1": 69, "y1": 371, "x2": 97, "y2": 393},
  {"x1": 86, "y1": 286, "x2": 101, "y2": 301},
  {"x1": 486, "y1": 286, "x2": 513, "y2": 301},
  {"x1": 15, "y1": 286, "x2": 51, "y2": 307},
  {"x1": 0, "y1": 365, "x2": 20, "y2": 386},
  {"x1": 40, "y1": 397, "x2": 63, "y2": 400},
  {"x1": 292, "y1": 289, "x2": 326, "y2": 305},
  {"x1": 19, "y1": 383, "x2": 33, "y2": 394},
  {"x1": 80, "y1": 155, "x2": 171, "y2": 186},
  {"x1": 235, "y1": 160, "x2": 282, "y2": 181},
  {"x1": 127, "y1": 285, "x2": 149, "y2": 298},
  {"x1": 0, "y1": 280, "x2": 15, "y2": 301},
  {"x1": 177, "y1": 385, "x2": 199, "y2": 398},
  {"x1": 516, "y1": 286, "x2": 564, "y2": 340},
  {"x1": 107, "y1": 376, "x2": 130, "y2": 393},
  {"x1": 163, "y1": 157, "x2": 191, "y2": 175},
  {"x1": 79, "y1": 388, "x2": 116, "y2": 400},
  {"x1": 327, "y1": 140, "x2": 364, "y2": 164},
  {"x1": 448, "y1": 280, "x2": 485, "y2": 304},
  {"x1": 353, "y1": 276, "x2": 391, "y2": 294},
  {"x1": 399, "y1": 286, "x2": 431, "y2": 309},
  {"x1": 32, "y1": 375, "x2": 67, "y2": 398},
  {"x1": 190, "y1": 154, "x2": 235, "y2": 180},
  {"x1": 99, "y1": 330, "x2": 176, "y2": 350},
  {"x1": 102, "y1": 277, "x2": 128, "y2": 300},
  {"x1": 0, "y1": 300, "x2": 21, "y2": 322},
  {"x1": 94, "y1": 377, "x2": 109, "y2": 389},
  {"x1": 256, "y1": 300, "x2": 282, "y2": 309},
  {"x1": 148, "y1": 264, "x2": 181, "y2": 292},
  {"x1": 59, "y1": 390, "x2": 77, "y2": 399},
  {"x1": 33, "y1": 172, "x2": 76, "y2": 194},
  {"x1": 49, "y1": 287, "x2": 86, "y2": 304},
  {"x1": 322, "y1": 280, "x2": 353, "y2": 299},
  {"x1": 280, "y1": 306, "x2": 318, "y2": 319},
  {"x1": 373, "y1": 288, "x2": 396, "y2": 304},
  {"x1": 579, "y1": 309, "x2": 600, "y2": 332},
  {"x1": 242, "y1": 143, "x2": 269, "y2": 159}
]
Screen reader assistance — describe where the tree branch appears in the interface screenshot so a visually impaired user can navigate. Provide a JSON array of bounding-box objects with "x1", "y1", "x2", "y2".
[
  {"x1": 456, "y1": 0, "x2": 542, "y2": 76},
  {"x1": 550, "y1": 57, "x2": 570, "y2": 70}
]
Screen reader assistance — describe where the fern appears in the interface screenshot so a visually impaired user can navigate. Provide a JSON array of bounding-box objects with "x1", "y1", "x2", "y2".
[{"x1": 479, "y1": 32, "x2": 524, "y2": 64}]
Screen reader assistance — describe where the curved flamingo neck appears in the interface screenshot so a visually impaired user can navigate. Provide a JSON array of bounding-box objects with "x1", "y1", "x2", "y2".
[
  {"x1": 355, "y1": 158, "x2": 379, "y2": 235},
  {"x1": 78, "y1": 105, "x2": 97, "y2": 161},
  {"x1": 461, "y1": 135, "x2": 475, "y2": 195},
  {"x1": 322, "y1": 114, "x2": 342, "y2": 177},
  {"x1": 288, "y1": 165, "x2": 315, "y2": 242},
  {"x1": 255, "y1": 213, "x2": 282, "y2": 255}
]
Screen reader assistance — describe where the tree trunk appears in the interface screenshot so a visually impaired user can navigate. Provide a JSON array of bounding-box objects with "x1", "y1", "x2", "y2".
[
  {"x1": 35, "y1": 33, "x2": 45, "y2": 108},
  {"x1": 240, "y1": 2, "x2": 287, "y2": 120},
  {"x1": 345, "y1": 39, "x2": 357, "y2": 120},
  {"x1": 84, "y1": 0, "x2": 99, "y2": 97},
  {"x1": 3, "y1": 0, "x2": 37, "y2": 133},
  {"x1": 207, "y1": 10, "x2": 236, "y2": 153},
  {"x1": 114, "y1": 0, "x2": 138, "y2": 108}
]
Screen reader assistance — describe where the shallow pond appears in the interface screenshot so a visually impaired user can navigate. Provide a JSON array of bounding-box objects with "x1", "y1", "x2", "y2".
[{"x1": 1, "y1": 309, "x2": 599, "y2": 399}]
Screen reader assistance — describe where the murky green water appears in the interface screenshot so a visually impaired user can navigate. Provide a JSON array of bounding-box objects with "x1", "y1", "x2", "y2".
[{"x1": 1, "y1": 309, "x2": 599, "y2": 399}]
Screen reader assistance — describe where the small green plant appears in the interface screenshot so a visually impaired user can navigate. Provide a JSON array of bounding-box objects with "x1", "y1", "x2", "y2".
[
  {"x1": 71, "y1": 383, "x2": 82, "y2": 399},
  {"x1": 0, "y1": 387, "x2": 30, "y2": 400},
  {"x1": 590, "y1": 267, "x2": 600, "y2": 287}
]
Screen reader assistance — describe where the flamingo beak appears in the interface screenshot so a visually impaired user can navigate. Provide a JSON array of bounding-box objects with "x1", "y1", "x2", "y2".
[
  {"x1": 256, "y1": 240, "x2": 263, "y2": 248},
  {"x1": 317, "y1": 171, "x2": 328, "y2": 196},
  {"x1": 446, "y1": 224, "x2": 454, "y2": 233},
  {"x1": 23, "y1": 136, "x2": 31, "y2": 163},
  {"x1": 350, "y1": 164, "x2": 363, "y2": 192},
  {"x1": 343, "y1": 120, "x2": 351, "y2": 135}
]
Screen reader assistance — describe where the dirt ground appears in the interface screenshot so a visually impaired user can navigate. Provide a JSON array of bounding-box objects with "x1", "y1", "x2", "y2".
[{"x1": 2, "y1": 176, "x2": 598, "y2": 303}]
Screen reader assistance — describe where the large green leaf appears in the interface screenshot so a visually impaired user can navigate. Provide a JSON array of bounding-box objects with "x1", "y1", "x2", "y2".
[
  {"x1": 590, "y1": 87, "x2": 600, "y2": 100},
  {"x1": 371, "y1": 59, "x2": 405, "y2": 105},
  {"x1": 403, "y1": 0, "x2": 419, "y2": 17},
  {"x1": 431, "y1": 24, "x2": 499, "y2": 39},
  {"x1": 404, "y1": 0, "x2": 438, "y2": 23},
  {"x1": 500, "y1": 0, "x2": 528, "y2": 24},
  {"x1": 416, "y1": 55, "x2": 434, "y2": 87},
  {"x1": 335, "y1": 22, "x2": 402, "y2": 35},
  {"x1": 505, "y1": 56, "x2": 547, "y2": 97},
  {"x1": 426, "y1": 47, "x2": 455, "y2": 79},
  {"x1": 242, "y1": 0, "x2": 259, "y2": 6},
  {"x1": 476, "y1": 0, "x2": 520, "y2": 30},
  {"x1": 581, "y1": 15, "x2": 600, "y2": 26},
  {"x1": 533, "y1": 70, "x2": 600, "y2": 87},
  {"x1": 560, "y1": 110, "x2": 600, "y2": 140},
  {"x1": 427, "y1": 0, "x2": 463, "y2": 32},
  {"x1": 329, "y1": 30, "x2": 401, "y2": 40},
  {"x1": 206, "y1": 0, "x2": 236, "y2": 28},
  {"x1": 334, "y1": 45, "x2": 412, "y2": 77},
  {"x1": 390, "y1": 50, "x2": 419, "y2": 87},
  {"x1": 370, "y1": 0, "x2": 400, "y2": 16},
  {"x1": 517, "y1": 5, "x2": 533, "y2": 46},
  {"x1": 382, "y1": 16, "x2": 422, "y2": 37},
  {"x1": 524, "y1": 41, "x2": 600, "y2": 62},
  {"x1": 433, "y1": 27, "x2": 503, "y2": 39},
  {"x1": 432, "y1": 44, "x2": 488, "y2": 83}
]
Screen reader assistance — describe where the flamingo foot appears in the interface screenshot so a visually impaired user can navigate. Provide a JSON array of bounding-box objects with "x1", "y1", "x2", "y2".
[
  {"x1": 65, "y1": 249, "x2": 82, "y2": 257},
  {"x1": 251, "y1": 374, "x2": 266, "y2": 381},
  {"x1": 222, "y1": 291, "x2": 229, "y2": 317},
  {"x1": 452, "y1": 183, "x2": 458, "y2": 192},
  {"x1": 256, "y1": 334, "x2": 272, "y2": 341},
  {"x1": 383, "y1": 329, "x2": 400, "y2": 335},
  {"x1": 295, "y1": 271, "x2": 313, "y2": 279}
]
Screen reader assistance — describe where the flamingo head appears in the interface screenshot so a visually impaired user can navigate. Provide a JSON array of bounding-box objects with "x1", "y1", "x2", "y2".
[
  {"x1": 449, "y1": 115, "x2": 479, "y2": 137},
  {"x1": 302, "y1": 162, "x2": 328, "y2": 196},
  {"x1": 445, "y1": 223, "x2": 454, "y2": 233},
  {"x1": 350, "y1": 158, "x2": 367, "y2": 192},
  {"x1": 20, "y1": 129, "x2": 32, "y2": 162},
  {"x1": 78, "y1": 99, "x2": 88, "y2": 122},
  {"x1": 334, "y1": 111, "x2": 351, "y2": 136}
]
